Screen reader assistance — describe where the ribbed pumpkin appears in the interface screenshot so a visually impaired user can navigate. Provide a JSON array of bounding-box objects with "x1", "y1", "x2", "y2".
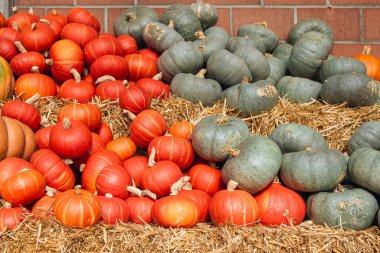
[
  {"x1": 93, "y1": 122, "x2": 113, "y2": 145},
  {"x1": 95, "y1": 75, "x2": 127, "y2": 101},
  {"x1": 193, "y1": 30, "x2": 229, "y2": 66},
  {"x1": 147, "y1": 135, "x2": 194, "y2": 170},
  {"x1": 119, "y1": 86, "x2": 151, "y2": 115},
  {"x1": 57, "y1": 103, "x2": 102, "y2": 130},
  {"x1": 348, "y1": 121, "x2": 380, "y2": 154},
  {"x1": 0, "y1": 12, "x2": 6, "y2": 28},
  {"x1": 124, "y1": 53, "x2": 159, "y2": 83},
  {"x1": 0, "y1": 56, "x2": 15, "y2": 101},
  {"x1": 96, "y1": 193, "x2": 129, "y2": 225},
  {"x1": 237, "y1": 22, "x2": 279, "y2": 52},
  {"x1": 272, "y1": 43, "x2": 293, "y2": 68},
  {"x1": 58, "y1": 69, "x2": 95, "y2": 103},
  {"x1": 30, "y1": 149, "x2": 75, "y2": 191},
  {"x1": 54, "y1": 186, "x2": 101, "y2": 227},
  {"x1": 90, "y1": 55, "x2": 129, "y2": 81},
  {"x1": 226, "y1": 36, "x2": 266, "y2": 54},
  {"x1": 265, "y1": 53, "x2": 286, "y2": 84},
  {"x1": 0, "y1": 25, "x2": 21, "y2": 43},
  {"x1": 254, "y1": 179, "x2": 306, "y2": 226},
  {"x1": 122, "y1": 156, "x2": 148, "y2": 187},
  {"x1": 138, "y1": 48, "x2": 159, "y2": 64},
  {"x1": 117, "y1": 35, "x2": 138, "y2": 55},
  {"x1": 32, "y1": 187, "x2": 60, "y2": 218},
  {"x1": 73, "y1": 132, "x2": 106, "y2": 168},
  {"x1": 287, "y1": 18, "x2": 333, "y2": 45},
  {"x1": 125, "y1": 186, "x2": 156, "y2": 224},
  {"x1": 234, "y1": 46, "x2": 270, "y2": 82},
  {"x1": 35, "y1": 126, "x2": 53, "y2": 149},
  {"x1": 84, "y1": 37, "x2": 123, "y2": 66},
  {"x1": 209, "y1": 180, "x2": 260, "y2": 226},
  {"x1": 67, "y1": 7, "x2": 101, "y2": 33},
  {"x1": 0, "y1": 38, "x2": 18, "y2": 61},
  {"x1": 81, "y1": 150, "x2": 122, "y2": 193},
  {"x1": 191, "y1": 1, "x2": 218, "y2": 30},
  {"x1": 135, "y1": 73, "x2": 170, "y2": 99},
  {"x1": 10, "y1": 41, "x2": 46, "y2": 76},
  {"x1": 19, "y1": 22, "x2": 55, "y2": 52},
  {"x1": 44, "y1": 18, "x2": 64, "y2": 41},
  {"x1": 0, "y1": 202, "x2": 28, "y2": 231},
  {"x1": 44, "y1": 10, "x2": 67, "y2": 26},
  {"x1": 129, "y1": 110, "x2": 167, "y2": 148},
  {"x1": 106, "y1": 137, "x2": 136, "y2": 161},
  {"x1": 352, "y1": 45, "x2": 380, "y2": 81},
  {"x1": 0, "y1": 116, "x2": 38, "y2": 161},
  {"x1": 188, "y1": 164, "x2": 225, "y2": 196},
  {"x1": 319, "y1": 57, "x2": 367, "y2": 81},
  {"x1": 276, "y1": 76, "x2": 322, "y2": 103},
  {"x1": 168, "y1": 121, "x2": 195, "y2": 140},
  {"x1": 7, "y1": 11, "x2": 37, "y2": 30}
]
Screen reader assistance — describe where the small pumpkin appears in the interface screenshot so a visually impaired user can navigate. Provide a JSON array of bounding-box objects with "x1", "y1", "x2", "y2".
[
  {"x1": 119, "y1": 86, "x2": 151, "y2": 115},
  {"x1": 125, "y1": 186, "x2": 156, "y2": 224},
  {"x1": 276, "y1": 76, "x2": 322, "y2": 103},
  {"x1": 90, "y1": 55, "x2": 129, "y2": 81},
  {"x1": 237, "y1": 22, "x2": 279, "y2": 52},
  {"x1": 93, "y1": 122, "x2": 113, "y2": 145},
  {"x1": 122, "y1": 156, "x2": 148, "y2": 187},
  {"x1": 10, "y1": 41, "x2": 46, "y2": 76},
  {"x1": 319, "y1": 57, "x2": 367, "y2": 81},
  {"x1": 352, "y1": 45, "x2": 380, "y2": 81},
  {"x1": 0, "y1": 202, "x2": 28, "y2": 231},
  {"x1": 44, "y1": 10, "x2": 67, "y2": 26},
  {"x1": 58, "y1": 68, "x2": 95, "y2": 103},
  {"x1": 32, "y1": 187, "x2": 60, "y2": 218},
  {"x1": 57, "y1": 103, "x2": 102, "y2": 130},
  {"x1": 190, "y1": 1, "x2": 218, "y2": 30},
  {"x1": 135, "y1": 73, "x2": 170, "y2": 100},
  {"x1": 84, "y1": 36, "x2": 123, "y2": 66},
  {"x1": 168, "y1": 121, "x2": 195, "y2": 140},
  {"x1": 137, "y1": 48, "x2": 159, "y2": 63},
  {"x1": 20, "y1": 22, "x2": 55, "y2": 52},
  {"x1": 96, "y1": 193, "x2": 129, "y2": 225},
  {"x1": 67, "y1": 7, "x2": 100, "y2": 32},
  {"x1": 188, "y1": 163, "x2": 225, "y2": 196},
  {"x1": 106, "y1": 137, "x2": 136, "y2": 161},
  {"x1": 348, "y1": 121, "x2": 380, "y2": 154},
  {"x1": 117, "y1": 35, "x2": 138, "y2": 55},
  {"x1": 124, "y1": 54, "x2": 158, "y2": 81}
]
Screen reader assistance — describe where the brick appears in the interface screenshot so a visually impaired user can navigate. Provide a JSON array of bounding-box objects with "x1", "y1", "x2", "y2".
[
  {"x1": 330, "y1": 0, "x2": 380, "y2": 5},
  {"x1": 14, "y1": 8, "x2": 45, "y2": 17},
  {"x1": 364, "y1": 8, "x2": 380, "y2": 40},
  {"x1": 331, "y1": 43, "x2": 380, "y2": 58},
  {"x1": 77, "y1": 0, "x2": 133, "y2": 5},
  {"x1": 207, "y1": 0, "x2": 260, "y2": 4},
  {"x1": 138, "y1": 0, "x2": 195, "y2": 4},
  {"x1": 215, "y1": 8, "x2": 230, "y2": 36},
  {"x1": 265, "y1": 0, "x2": 325, "y2": 5},
  {"x1": 297, "y1": 8, "x2": 360, "y2": 41},
  {"x1": 15, "y1": 0, "x2": 73, "y2": 5},
  {"x1": 232, "y1": 8, "x2": 294, "y2": 40}
]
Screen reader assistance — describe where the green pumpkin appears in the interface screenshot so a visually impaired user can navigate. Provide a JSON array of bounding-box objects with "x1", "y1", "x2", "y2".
[
  {"x1": 193, "y1": 30, "x2": 228, "y2": 66},
  {"x1": 161, "y1": 4, "x2": 202, "y2": 41},
  {"x1": 276, "y1": 76, "x2": 322, "y2": 103},
  {"x1": 234, "y1": 46, "x2": 270, "y2": 81},
  {"x1": 206, "y1": 49, "x2": 252, "y2": 88},
  {"x1": 157, "y1": 41, "x2": 203, "y2": 83},
  {"x1": 348, "y1": 147, "x2": 380, "y2": 195},
  {"x1": 348, "y1": 121, "x2": 380, "y2": 154},
  {"x1": 376, "y1": 81, "x2": 380, "y2": 104},
  {"x1": 237, "y1": 22, "x2": 279, "y2": 52},
  {"x1": 287, "y1": 18, "x2": 333, "y2": 45},
  {"x1": 190, "y1": 1, "x2": 218, "y2": 30},
  {"x1": 306, "y1": 186, "x2": 379, "y2": 230},
  {"x1": 191, "y1": 114, "x2": 250, "y2": 162},
  {"x1": 221, "y1": 136, "x2": 282, "y2": 194},
  {"x1": 170, "y1": 69, "x2": 222, "y2": 106},
  {"x1": 269, "y1": 123, "x2": 328, "y2": 153},
  {"x1": 288, "y1": 31, "x2": 333, "y2": 79},
  {"x1": 204, "y1": 26, "x2": 229, "y2": 44},
  {"x1": 226, "y1": 36, "x2": 266, "y2": 54},
  {"x1": 265, "y1": 54, "x2": 286, "y2": 85},
  {"x1": 221, "y1": 79, "x2": 279, "y2": 116},
  {"x1": 279, "y1": 148, "x2": 347, "y2": 192},
  {"x1": 319, "y1": 57, "x2": 367, "y2": 81},
  {"x1": 113, "y1": 6, "x2": 159, "y2": 48},
  {"x1": 321, "y1": 73, "x2": 379, "y2": 107},
  {"x1": 142, "y1": 22, "x2": 184, "y2": 53},
  {"x1": 272, "y1": 43, "x2": 293, "y2": 69}
]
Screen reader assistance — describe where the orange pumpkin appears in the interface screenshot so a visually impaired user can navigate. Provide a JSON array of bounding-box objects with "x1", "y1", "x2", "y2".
[
  {"x1": 32, "y1": 187, "x2": 61, "y2": 218},
  {"x1": 0, "y1": 202, "x2": 29, "y2": 231},
  {"x1": 353, "y1": 45, "x2": 380, "y2": 81},
  {"x1": 125, "y1": 186, "x2": 156, "y2": 224},
  {"x1": 168, "y1": 121, "x2": 195, "y2": 140},
  {"x1": 58, "y1": 103, "x2": 102, "y2": 130},
  {"x1": 106, "y1": 137, "x2": 136, "y2": 161},
  {"x1": 0, "y1": 56, "x2": 15, "y2": 100}
]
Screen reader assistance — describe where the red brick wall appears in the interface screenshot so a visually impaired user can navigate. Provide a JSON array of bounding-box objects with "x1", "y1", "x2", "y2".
[{"x1": 12, "y1": 0, "x2": 380, "y2": 57}]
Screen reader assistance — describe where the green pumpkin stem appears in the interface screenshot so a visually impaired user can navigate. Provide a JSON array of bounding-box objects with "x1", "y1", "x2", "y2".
[
  {"x1": 95, "y1": 75, "x2": 116, "y2": 85},
  {"x1": 25, "y1": 93, "x2": 40, "y2": 104},
  {"x1": 62, "y1": 117, "x2": 71, "y2": 130},
  {"x1": 227, "y1": 180, "x2": 238, "y2": 191},
  {"x1": 14, "y1": 41, "x2": 27, "y2": 53},
  {"x1": 196, "y1": 69, "x2": 207, "y2": 78},
  {"x1": 70, "y1": 68, "x2": 82, "y2": 83},
  {"x1": 170, "y1": 176, "x2": 190, "y2": 196}
]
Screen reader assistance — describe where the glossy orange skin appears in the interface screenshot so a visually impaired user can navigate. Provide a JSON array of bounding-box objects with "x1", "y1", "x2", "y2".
[
  {"x1": 44, "y1": 11, "x2": 67, "y2": 26},
  {"x1": 96, "y1": 79, "x2": 125, "y2": 101},
  {"x1": 19, "y1": 22, "x2": 55, "y2": 52},
  {"x1": 59, "y1": 78, "x2": 95, "y2": 103},
  {"x1": 117, "y1": 35, "x2": 138, "y2": 56},
  {"x1": 7, "y1": 12, "x2": 37, "y2": 30},
  {"x1": 11, "y1": 51, "x2": 46, "y2": 76},
  {"x1": 84, "y1": 37, "x2": 123, "y2": 66},
  {"x1": 73, "y1": 132, "x2": 106, "y2": 168},
  {"x1": 1, "y1": 100, "x2": 41, "y2": 131},
  {"x1": 58, "y1": 103, "x2": 102, "y2": 130},
  {"x1": 168, "y1": 121, "x2": 195, "y2": 140},
  {"x1": 106, "y1": 137, "x2": 136, "y2": 161},
  {"x1": 122, "y1": 156, "x2": 148, "y2": 187},
  {"x1": 90, "y1": 55, "x2": 129, "y2": 81},
  {"x1": 0, "y1": 39, "x2": 18, "y2": 61},
  {"x1": 137, "y1": 48, "x2": 159, "y2": 64},
  {"x1": 178, "y1": 189, "x2": 211, "y2": 222},
  {"x1": 0, "y1": 206, "x2": 28, "y2": 231},
  {"x1": 15, "y1": 72, "x2": 57, "y2": 100},
  {"x1": 32, "y1": 191, "x2": 61, "y2": 218},
  {"x1": 35, "y1": 126, "x2": 53, "y2": 149},
  {"x1": 135, "y1": 77, "x2": 170, "y2": 99},
  {"x1": 93, "y1": 122, "x2": 113, "y2": 145},
  {"x1": 125, "y1": 195, "x2": 155, "y2": 224},
  {"x1": 61, "y1": 23, "x2": 98, "y2": 49},
  {"x1": 124, "y1": 54, "x2": 158, "y2": 82},
  {"x1": 96, "y1": 195, "x2": 129, "y2": 225},
  {"x1": 188, "y1": 164, "x2": 225, "y2": 196},
  {"x1": 119, "y1": 86, "x2": 151, "y2": 115},
  {"x1": 353, "y1": 47, "x2": 380, "y2": 81},
  {"x1": 67, "y1": 7, "x2": 101, "y2": 33}
]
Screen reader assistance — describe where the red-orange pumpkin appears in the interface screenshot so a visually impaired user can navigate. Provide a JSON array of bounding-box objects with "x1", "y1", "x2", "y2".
[
  {"x1": 188, "y1": 164, "x2": 225, "y2": 196},
  {"x1": 95, "y1": 75, "x2": 126, "y2": 101},
  {"x1": 125, "y1": 186, "x2": 156, "y2": 224},
  {"x1": 0, "y1": 26, "x2": 21, "y2": 43},
  {"x1": 135, "y1": 73, "x2": 170, "y2": 99},
  {"x1": 209, "y1": 180, "x2": 260, "y2": 226},
  {"x1": 19, "y1": 22, "x2": 55, "y2": 52},
  {"x1": 10, "y1": 41, "x2": 46, "y2": 76},
  {"x1": 119, "y1": 86, "x2": 151, "y2": 115},
  {"x1": 44, "y1": 10, "x2": 67, "y2": 26},
  {"x1": 0, "y1": 202, "x2": 28, "y2": 231},
  {"x1": 58, "y1": 69, "x2": 95, "y2": 103},
  {"x1": 32, "y1": 187, "x2": 61, "y2": 218},
  {"x1": 73, "y1": 132, "x2": 105, "y2": 168},
  {"x1": 138, "y1": 48, "x2": 159, "y2": 64},
  {"x1": 46, "y1": 18, "x2": 64, "y2": 41},
  {"x1": 0, "y1": 39, "x2": 18, "y2": 61},
  {"x1": 93, "y1": 122, "x2": 113, "y2": 145},
  {"x1": 0, "y1": 12, "x2": 6, "y2": 28},
  {"x1": 54, "y1": 185, "x2": 101, "y2": 227},
  {"x1": 117, "y1": 35, "x2": 138, "y2": 56},
  {"x1": 105, "y1": 137, "x2": 136, "y2": 161},
  {"x1": 90, "y1": 55, "x2": 129, "y2": 81},
  {"x1": 67, "y1": 7, "x2": 101, "y2": 33},
  {"x1": 124, "y1": 54, "x2": 158, "y2": 81},
  {"x1": 7, "y1": 12, "x2": 37, "y2": 30},
  {"x1": 122, "y1": 156, "x2": 148, "y2": 187},
  {"x1": 168, "y1": 121, "x2": 195, "y2": 140},
  {"x1": 35, "y1": 126, "x2": 53, "y2": 149},
  {"x1": 57, "y1": 103, "x2": 102, "y2": 130},
  {"x1": 254, "y1": 180, "x2": 306, "y2": 226},
  {"x1": 84, "y1": 37, "x2": 123, "y2": 66},
  {"x1": 96, "y1": 193, "x2": 129, "y2": 225},
  {"x1": 61, "y1": 23, "x2": 98, "y2": 49}
]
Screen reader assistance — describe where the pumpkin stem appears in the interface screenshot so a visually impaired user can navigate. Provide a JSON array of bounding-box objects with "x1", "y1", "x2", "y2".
[
  {"x1": 170, "y1": 176, "x2": 190, "y2": 196},
  {"x1": 31, "y1": 23, "x2": 37, "y2": 31},
  {"x1": 52, "y1": 9, "x2": 57, "y2": 16},
  {"x1": 79, "y1": 164, "x2": 86, "y2": 173},
  {"x1": 29, "y1": 7, "x2": 34, "y2": 15},
  {"x1": 265, "y1": 53, "x2": 273, "y2": 58},
  {"x1": 304, "y1": 146, "x2": 316, "y2": 154},
  {"x1": 198, "y1": 45, "x2": 206, "y2": 52},
  {"x1": 63, "y1": 159, "x2": 73, "y2": 165},
  {"x1": 126, "y1": 13, "x2": 137, "y2": 22},
  {"x1": 39, "y1": 19, "x2": 51, "y2": 25},
  {"x1": 45, "y1": 186, "x2": 57, "y2": 197},
  {"x1": 362, "y1": 45, "x2": 372, "y2": 55},
  {"x1": 31, "y1": 66, "x2": 40, "y2": 74},
  {"x1": 227, "y1": 180, "x2": 238, "y2": 191},
  {"x1": 105, "y1": 193, "x2": 113, "y2": 198},
  {"x1": 273, "y1": 177, "x2": 280, "y2": 184},
  {"x1": 334, "y1": 184, "x2": 345, "y2": 193},
  {"x1": 168, "y1": 20, "x2": 175, "y2": 29},
  {"x1": 45, "y1": 59, "x2": 53, "y2": 66},
  {"x1": 141, "y1": 189, "x2": 157, "y2": 200},
  {"x1": 216, "y1": 115, "x2": 229, "y2": 125},
  {"x1": 127, "y1": 186, "x2": 144, "y2": 197},
  {"x1": 42, "y1": 50, "x2": 49, "y2": 58},
  {"x1": 25, "y1": 93, "x2": 40, "y2": 104},
  {"x1": 152, "y1": 72, "x2": 163, "y2": 80},
  {"x1": 208, "y1": 162, "x2": 217, "y2": 168},
  {"x1": 83, "y1": 67, "x2": 89, "y2": 76},
  {"x1": 125, "y1": 110, "x2": 136, "y2": 120},
  {"x1": 74, "y1": 185, "x2": 82, "y2": 194},
  {"x1": 62, "y1": 117, "x2": 71, "y2": 130},
  {"x1": 254, "y1": 21, "x2": 268, "y2": 28},
  {"x1": 70, "y1": 68, "x2": 82, "y2": 83},
  {"x1": 195, "y1": 31, "x2": 206, "y2": 40},
  {"x1": 196, "y1": 69, "x2": 207, "y2": 78},
  {"x1": 95, "y1": 75, "x2": 116, "y2": 85},
  {"x1": 2, "y1": 200, "x2": 12, "y2": 209},
  {"x1": 241, "y1": 76, "x2": 250, "y2": 84},
  {"x1": 148, "y1": 147, "x2": 156, "y2": 167},
  {"x1": 12, "y1": 21, "x2": 20, "y2": 31},
  {"x1": 14, "y1": 41, "x2": 28, "y2": 53},
  {"x1": 228, "y1": 148, "x2": 240, "y2": 157},
  {"x1": 12, "y1": 6, "x2": 18, "y2": 13}
]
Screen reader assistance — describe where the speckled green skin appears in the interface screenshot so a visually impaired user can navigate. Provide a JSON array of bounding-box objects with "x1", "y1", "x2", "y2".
[
  {"x1": 157, "y1": 41, "x2": 203, "y2": 83},
  {"x1": 272, "y1": 43, "x2": 293, "y2": 69},
  {"x1": 234, "y1": 46, "x2": 270, "y2": 82},
  {"x1": 321, "y1": 73, "x2": 379, "y2": 108},
  {"x1": 237, "y1": 24, "x2": 279, "y2": 52},
  {"x1": 226, "y1": 37, "x2": 266, "y2": 54},
  {"x1": 287, "y1": 18, "x2": 333, "y2": 45},
  {"x1": 288, "y1": 31, "x2": 333, "y2": 79},
  {"x1": 319, "y1": 57, "x2": 367, "y2": 81},
  {"x1": 204, "y1": 26, "x2": 229, "y2": 43},
  {"x1": 143, "y1": 22, "x2": 184, "y2": 53},
  {"x1": 221, "y1": 80, "x2": 279, "y2": 116},
  {"x1": 269, "y1": 123, "x2": 328, "y2": 154},
  {"x1": 206, "y1": 49, "x2": 252, "y2": 88},
  {"x1": 280, "y1": 149, "x2": 347, "y2": 192},
  {"x1": 307, "y1": 187, "x2": 378, "y2": 230},
  {"x1": 276, "y1": 76, "x2": 322, "y2": 103},
  {"x1": 266, "y1": 55, "x2": 286, "y2": 85},
  {"x1": 190, "y1": 2, "x2": 218, "y2": 30},
  {"x1": 193, "y1": 37, "x2": 227, "y2": 66},
  {"x1": 170, "y1": 72, "x2": 222, "y2": 106},
  {"x1": 113, "y1": 6, "x2": 159, "y2": 48},
  {"x1": 221, "y1": 136, "x2": 282, "y2": 194},
  {"x1": 191, "y1": 114, "x2": 250, "y2": 162},
  {"x1": 348, "y1": 121, "x2": 380, "y2": 154},
  {"x1": 348, "y1": 147, "x2": 380, "y2": 195}
]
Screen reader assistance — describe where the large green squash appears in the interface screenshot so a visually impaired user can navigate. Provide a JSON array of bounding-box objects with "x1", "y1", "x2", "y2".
[
  {"x1": 279, "y1": 148, "x2": 347, "y2": 192},
  {"x1": 319, "y1": 57, "x2": 367, "y2": 81},
  {"x1": 206, "y1": 49, "x2": 252, "y2": 88},
  {"x1": 170, "y1": 69, "x2": 222, "y2": 106},
  {"x1": 226, "y1": 36, "x2": 266, "y2": 54},
  {"x1": 193, "y1": 29, "x2": 228, "y2": 66},
  {"x1": 276, "y1": 76, "x2": 322, "y2": 103},
  {"x1": 348, "y1": 121, "x2": 380, "y2": 154},
  {"x1": 157, "y1": 41, "x2": 203, "y2": 83},
  {"x1": 265, "y1": 54, "x2": 286, "y2": 85},
  {"x1": 142, "y1": 22, "x2": 184, "y2": 53},
  {"x1": 113, "y1": 6, "x2": 159, "y2": 48},
  {"x1": 269, "y1": 123, "x2": 328, "y2": 153},
  {"x1": 221, "y1": 79, "x2": 279, "y2": 116},
  {"x1": 377, "y1": 81, "x2": 380, "y2": 104},
  {"x1": 237, "y1": 22, "x2": 279, "y2": 52},
  {"x1": 288, "y1": 31, "x2": 333, "y2": 79},
  {"x1": 272, "y1": 43, "x2": 293, "y2": 69},
  {"x1": 347, "y1": 147, "x2": 380, "y2": 195},
  {"x1": 306, "y1": 186, "x2": 379, "y2": 230},
  {"x1": 203, "y1": 26, "x2": 229, "y2": 44},
  {"x1": 321, "y1": 73, "x2": 379, "y2": 107},
  {"x1": 191, "y1": 114, "x2": 250, "y2": 162},
  {"x1": 161, "y1": 4, "x2": 202, "y2": 41},
  {"x1": 287, "y1": 18, "x2": 333, "y2": 45},
  {"x1": 221, "y1": 136, "x2": 282, "y2": 194},
  {"x1": 190, "y1": 1, "x2": 218, "y2": 30},
  {"x1": 234, "y1": 46, "x2": 270, "y2": 81}
]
